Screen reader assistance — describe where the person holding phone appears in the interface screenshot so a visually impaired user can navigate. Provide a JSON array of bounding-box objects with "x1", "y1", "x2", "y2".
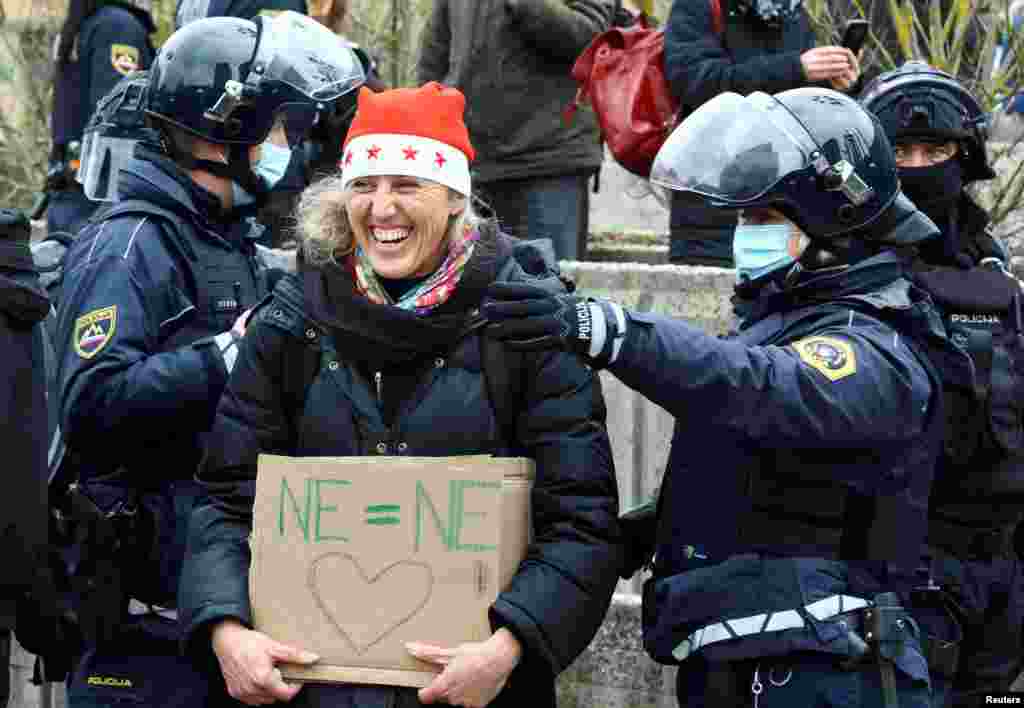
[{"x1": 663, "y1": 0, "x2": 861, "y2": 267}]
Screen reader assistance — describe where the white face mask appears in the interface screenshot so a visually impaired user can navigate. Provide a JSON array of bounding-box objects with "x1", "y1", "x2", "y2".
[{"x1": 733, "y1": 223, "x2": 809, "y2": 283}]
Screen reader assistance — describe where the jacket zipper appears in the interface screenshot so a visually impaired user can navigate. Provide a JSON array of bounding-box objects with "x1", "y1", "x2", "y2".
[{"x1": 375, "y1": 371, "x2": 383, "y2": 404}]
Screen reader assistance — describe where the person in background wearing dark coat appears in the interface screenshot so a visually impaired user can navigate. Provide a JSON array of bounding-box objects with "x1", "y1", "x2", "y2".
[
  {"x1": 48, "y1": 0, "x2": 155, "y2": 242},
  {"x1": 179, "y1": 82, "x2": 623, "y2": 708},
  {"x1": 417, "y1": 0, "x2": 615, "y2": 262},
  {"x1": 663, "y1": 0, "x2": 860, "y2": 266},
  {"x1": 0, "y1": 209, "x2": 52, "y2": 708}
]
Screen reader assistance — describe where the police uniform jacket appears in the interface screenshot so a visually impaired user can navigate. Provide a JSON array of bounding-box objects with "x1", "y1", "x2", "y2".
[
  {"x1": 663, "y1": 0, "x2": 819, "y2": 265},
  {"x1": 56, "y1": 146, "x2": 267, "y2": 607},
  {"x1": 615, "y1": 250, "x2": 947, "y2": 684},
  {"x1": 0, "y1": 233, "x2": 50, "y2": 629},
  {"x1": 178, "y1": 228, "x2": 623, "y2": 708},
  {"x1": 912, "y1": 193, "x2": 1024, "y2": 699},
  {"x1": 52, "y1": 3, "x2": 155, "y2": 152}
]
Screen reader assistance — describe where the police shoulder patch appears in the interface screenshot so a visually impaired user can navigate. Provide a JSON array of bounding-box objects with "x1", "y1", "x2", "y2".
[
  {"x1": 74, "y1": 306, "x2": 117, "y2": 359},
  {"x1": 110, "y1": 44, "x2": 140, "y2": 76},
  {"x1": 791, "y1": 336, "x2": 857, "y2": 382}
]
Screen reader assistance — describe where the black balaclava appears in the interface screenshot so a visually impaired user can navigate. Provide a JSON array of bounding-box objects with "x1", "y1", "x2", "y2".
[{"x1": 900, "y1": 159, "x2": 964, "y2": 265}]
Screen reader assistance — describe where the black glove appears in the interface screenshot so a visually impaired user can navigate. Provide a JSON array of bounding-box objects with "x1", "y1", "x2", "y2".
[
  {"x1": 483, "y1": 282, "x2": 626, "y2": 368},
  {"x1": 0, "y1": 208, "x2": 30, "y2": 242}
]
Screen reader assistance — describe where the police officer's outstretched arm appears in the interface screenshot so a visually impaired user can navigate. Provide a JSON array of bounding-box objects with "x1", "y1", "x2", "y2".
[
  {"x1": 485, "y1": 284, "x2": 932, "y2": 449},
  {"x1": 487, "y1": 86, "x2": 940, "y2": 454}
]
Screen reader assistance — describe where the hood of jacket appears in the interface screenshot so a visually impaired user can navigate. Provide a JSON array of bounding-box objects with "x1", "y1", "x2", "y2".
[{"x1": 0, "y1": 239, "x2": 49, "y2": 326}]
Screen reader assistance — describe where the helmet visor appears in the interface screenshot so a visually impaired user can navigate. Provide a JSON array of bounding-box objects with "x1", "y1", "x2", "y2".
[
  {"x1": 80, "y1": 134, "x2": 137, "y2": 202},
  {"x1": 650, "y1": 92, "x2": 819, "y2": 204},
  {"x1": 251, "y1": 11, "x2": 365, "y2": 102}
]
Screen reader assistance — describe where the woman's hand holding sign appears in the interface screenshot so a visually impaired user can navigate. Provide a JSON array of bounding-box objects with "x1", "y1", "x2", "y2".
[{"x1": 408, "y1": 627, "x2": 522, "y2": 707}]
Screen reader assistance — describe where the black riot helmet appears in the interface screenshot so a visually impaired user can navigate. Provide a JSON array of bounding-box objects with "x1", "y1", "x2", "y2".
[
  {"x1": 77, "y1": 70, "x2": 160, "y2": 202},
  {"x1": 146, "y1": 11, "x2": 364, "y2": 197},
  {"x1": 651, "y1": 87, "x2": 936, "y2": 248},
  {"x1": 859, "y1": 61, "x2": 996, "y2": 183}
]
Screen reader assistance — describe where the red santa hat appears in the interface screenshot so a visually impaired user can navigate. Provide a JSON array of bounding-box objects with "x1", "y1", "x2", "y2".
[{"x1": 340, "y1": 82, "x2": 476, "y2": 196}]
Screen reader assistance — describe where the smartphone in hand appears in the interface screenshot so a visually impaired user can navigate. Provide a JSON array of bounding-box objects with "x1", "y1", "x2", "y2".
[{"x1": 841, "y1": 19, "x2": 869, "y2": 54}]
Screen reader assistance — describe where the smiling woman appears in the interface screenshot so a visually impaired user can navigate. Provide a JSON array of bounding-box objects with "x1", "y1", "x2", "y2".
[{"x1": 179, "y1": 80, "x2": 624, "y2": 708}]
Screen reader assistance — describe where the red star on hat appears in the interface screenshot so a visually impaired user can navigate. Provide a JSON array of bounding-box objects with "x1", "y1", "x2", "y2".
[
  {"x1": 367, "y1": 145, "x2": 382, "y2": 159},
  {"x1": 403, "y1": 147, "x2": 419, "y2": 161},
  {"x1": 435, "y1": 151, "x2": 447, "y2": 168}
]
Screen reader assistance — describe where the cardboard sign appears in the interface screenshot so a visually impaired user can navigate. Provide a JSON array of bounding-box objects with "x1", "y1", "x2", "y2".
[{"x1": 249, "y1": 455, "x2": 533, "y2": 688}]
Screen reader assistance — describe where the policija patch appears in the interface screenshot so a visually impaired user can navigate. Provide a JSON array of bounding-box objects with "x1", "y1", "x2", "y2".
[
  {"x1": 791, "y1": 336, "x2": 857, "y2": 382},
  {"x1": 74, "y1": 306, "x2": 117, "y2": 359},
  {"x1": 110, "y1": 44, "x2": 140, "y2": 76}
]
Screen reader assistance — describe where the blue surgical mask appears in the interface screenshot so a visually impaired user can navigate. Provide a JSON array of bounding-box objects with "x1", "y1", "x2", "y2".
[
  {"x1": 254, "y1": 141, "x2": 293, "y2": 189},
  {"x1": 733, "y1": 223, "x2": 805, "y2": 283}
]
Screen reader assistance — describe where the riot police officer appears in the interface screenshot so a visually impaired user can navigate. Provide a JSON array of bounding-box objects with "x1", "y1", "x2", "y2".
[
  {"x1": 48, "y1": 0, "x2": 155, "y2": 241},
  {"x1": 484, "y1": 87, "x2": 957, "y2": 707},
  {"x1": 862, "y1": 62, "x2": 1024, "y2": 707},
  {"x1": 54, "y1": 12, "x2": 364, "y2": 707}
]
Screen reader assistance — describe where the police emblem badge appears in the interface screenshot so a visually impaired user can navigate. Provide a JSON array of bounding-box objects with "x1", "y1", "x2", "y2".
[
  {"x1": 110, "y1": 44, "x2": 140, "y2": 76},
  {"x1": 791, "y1": 336, "x2": 857, "y2": 382},
  {"x1": 74, "y1": 306, "x2": 117, "y2": 359}
]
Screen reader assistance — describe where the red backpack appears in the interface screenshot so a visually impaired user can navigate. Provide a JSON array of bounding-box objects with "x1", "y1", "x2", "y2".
[{"x1": 567, "y1": 4, "x2": 723, "y2": 178}]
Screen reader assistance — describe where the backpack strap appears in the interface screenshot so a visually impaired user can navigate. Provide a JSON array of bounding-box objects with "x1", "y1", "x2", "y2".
[
  {"x1": 98, "y1": 199, "x2": 198, "y2": 263},
  {"x1": 711, "y1": 0, "x2": 724, "y2": 36},
  {"x1": 480, "y1": 334, "x2": 525, "y2": 455}
]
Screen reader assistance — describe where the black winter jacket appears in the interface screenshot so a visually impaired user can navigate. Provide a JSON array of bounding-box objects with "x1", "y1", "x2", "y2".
[
  {"x1": 179, "y1": 233, "x2": 623, "y2": 707},
  {"x1": 417, "y1": 0, "x2": 613, "y2": 184},
  {"x1": 0, "y1": 226, "x2": 51, "y2": 629},
  {"x1": 663, "y1": 0, "x2": 818, "y2": 266}
]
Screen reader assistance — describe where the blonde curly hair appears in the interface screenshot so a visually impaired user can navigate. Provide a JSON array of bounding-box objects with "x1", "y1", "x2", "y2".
[{"x1": 296, "y1": 172, "x2": 481, "y2": 267}]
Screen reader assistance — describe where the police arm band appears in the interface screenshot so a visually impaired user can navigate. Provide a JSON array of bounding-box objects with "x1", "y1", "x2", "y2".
[{"x1": 587, "y1": 299, "x2": 626, "y2": 368}]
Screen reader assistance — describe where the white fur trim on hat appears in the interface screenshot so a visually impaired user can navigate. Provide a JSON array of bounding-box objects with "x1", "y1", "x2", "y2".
[{"x1": 340, "y1": 134, "x2": 471, "y2": 196}]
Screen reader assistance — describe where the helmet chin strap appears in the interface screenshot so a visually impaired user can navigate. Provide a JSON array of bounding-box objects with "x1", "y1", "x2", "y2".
[{"x1": 158, "y1": 129, "x2": 269, "y2": 208}]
